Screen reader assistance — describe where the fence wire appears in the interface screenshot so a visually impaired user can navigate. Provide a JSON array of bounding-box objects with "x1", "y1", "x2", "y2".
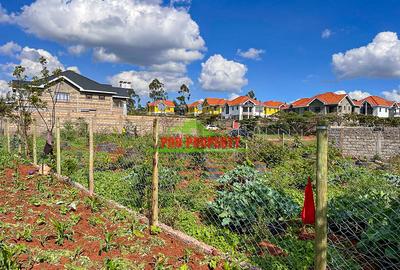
[{"x1": 50, "y1": 117, "x2": 400, "y2": 269}]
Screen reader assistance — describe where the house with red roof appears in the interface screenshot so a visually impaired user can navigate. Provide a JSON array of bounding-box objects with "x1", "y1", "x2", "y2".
[
  {"x1": 222, "y1": 96, "x2": 265, "y2": 120},
  {"x1": 147, "y1": 100, "x2": 175, "y2": 115},
  {"x1": 187, "y1": 100, "x2": 203, "y2": 116},
  {"x1": 263, "y1": 100, "x2": 286, "y2": 116},
  {"x1": 286, "y1": 92, "x2": 359, "y2": 115},
  {"x1": 359, "y1": 96, "x2": 398, "y2": 118},
  {"x1": 202, "y1": 98, "x2": 226, "y2": 116}
]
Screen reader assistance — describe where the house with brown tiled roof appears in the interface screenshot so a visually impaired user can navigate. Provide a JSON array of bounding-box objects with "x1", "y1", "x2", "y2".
[
  {"x1": 286, "y1": 92, "x2": 359, "y2": 115},
  {"x1": 359, "y1": 96, "x2": 398, "y2": 118},
  {"x1": 222, "y1": 96, "x2": 265, "y2": 120}
]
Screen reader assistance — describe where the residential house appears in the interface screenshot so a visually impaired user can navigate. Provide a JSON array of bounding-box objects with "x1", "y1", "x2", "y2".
[
  {"x1": 187, "y1": 100, "x2": 203, "y2": 116},
  {"x1": 12, "y1": 70, "x2": 130, "y2": 116},
  {"x1": 263, "y1": 100, "x2": 286, "y2": 116},
  {"x1": 359, "y1": 96, "x2": 396, "y2": 118},
  {"x1": 147, "y1": 100, "x2": 175, "y2": 115},
  {"x1": 287, "y1": 92, "x2": 358, "y2": 115},
  {"x1": 222, "y1": 96, "x2": 265, "y2": 120},
  {"x1": 202, "y1": 98, "x2": 226, "y2": 116}
]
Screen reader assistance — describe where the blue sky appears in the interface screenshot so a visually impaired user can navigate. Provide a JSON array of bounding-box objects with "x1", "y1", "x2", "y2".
[{"x1": 1, "y1": 0, "x2": 400, "y2": 103}]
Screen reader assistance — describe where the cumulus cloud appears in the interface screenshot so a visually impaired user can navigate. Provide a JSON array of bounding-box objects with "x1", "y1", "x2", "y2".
[
  {"x1": 237, "y1": 48, "x2": 265, "y2": 60},
  {"x1": 334, "y1": 90, "x2": 371, "y2": 100},
  {"x1": 0, "y1": 41, "x2": 22, "y2": 56},
  {"x1": 68, "y1": 45, "x2": 86, "y2": 56},
  {"x1": 382, "y1": 88, "x2": 400, "y2": 102},
  {"x1": 199, "y1": 54, "x2": 248, "y2": 93},
  {"x1": 332, "y1": 31, "x2": 400, "y2": 78},
  {"x1": 108, "y1": 70, "x2": 192, "y2": 97},
  {"x1": 321, "y1": 29, "x2": 332, "y2": 39},
  {"x1": 67, "y1": 66, "x2": 81, "y2": 74},
  {"x1": 12, "y1": 0, "x2": 205, "y2": 69},
  {"x1": 228, "y1": 93, "x2": 240, "y2": 100},
  {"x1": 0, "y1": 80, "x2": 11, "y2": 97},
  {"x1": 0, "y1": 43, "x2": 65, "y2": 78}
]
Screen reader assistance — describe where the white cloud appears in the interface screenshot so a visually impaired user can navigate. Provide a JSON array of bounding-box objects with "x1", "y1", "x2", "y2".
[
  {"x1": 108, "y1": 70, "x2": 192, "y2": 97},
  {"x1": 68, "y1": 45, "x2": 86, "y2": 56},
  {"x1": 0, "y1": 44, "x2": 65, "y2": 78},
  {"x1": 228, "y1": 93, "x2": 240, "y2": 100},
  {"x1": 67, "y1": 66, "x2": 80, "y2": 74},
  {"x1": 321, "y1": 29, "x2": 332, "y2": 39},
  {"x1": 382, "y1": 88, "x2": 400, "y2": 102},
  {"x1": 332, "y1": 31, "x2": 400, "y2": 78},
  {"x1": 0, "y1": 4, "x2": 11, "y2": 23},
  {"x1": 0, "y1": 41, "x2": 22, "y2": 56},
  {"x1": 237, "y1": 48, "x2": 265, "y2": 60},
  {"x1": 334, "y1": 90, "x2": 371, "y2": 100},
  {"x1": 199, "y1": 54, "x2": 248, "y2": 93},
  {"x1": 13, "y1": 0, "x2": 205, "y2": 69},
  {"x1": 0, "y1": 80, "x2": 10, "y2": 97}
]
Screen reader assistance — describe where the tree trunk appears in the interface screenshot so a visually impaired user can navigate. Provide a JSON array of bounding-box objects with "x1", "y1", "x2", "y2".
[{"x1": 44, "y1": 130, "x2": 54, "y2": 156}]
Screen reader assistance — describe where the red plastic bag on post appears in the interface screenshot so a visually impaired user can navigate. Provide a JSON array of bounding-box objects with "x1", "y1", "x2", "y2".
[{"x1": 301, "y1": 177, "x2": 315, "y2": 225}]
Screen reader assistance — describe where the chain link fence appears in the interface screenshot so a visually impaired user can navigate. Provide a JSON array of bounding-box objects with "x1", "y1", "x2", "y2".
[{"x1": 4, "y1": 116, "x2": 398, "y2": 269}]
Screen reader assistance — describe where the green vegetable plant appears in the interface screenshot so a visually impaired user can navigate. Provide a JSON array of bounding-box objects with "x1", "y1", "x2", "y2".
[
  {"x1": 99, "y1": 231, "x2": 117, "y2": 255},
  {"x1": 51, "y1": 219, "x2": 73, "y2": 246},
  {"x1": 0, "y1": 242, "x2": 26, "y2": 269}
]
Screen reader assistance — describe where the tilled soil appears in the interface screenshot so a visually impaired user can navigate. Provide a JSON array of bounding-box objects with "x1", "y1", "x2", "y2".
[{"x1": 0, "y1": 164, "x2": 222, "y2": 269}]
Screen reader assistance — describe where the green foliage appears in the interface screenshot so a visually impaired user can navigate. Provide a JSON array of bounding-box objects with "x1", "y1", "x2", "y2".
[
  {"x1": 150, "y1": 226, "x2": 162, "y2": 235},
  {"x1": 0, "y1": 242, "x2": 26, "y2": 270},
  {"x1": 99, "y1": 231, "x2": 117, "y2": 255},
  {"x1": 209, "y1": 166, "x2": 300, "y2": 232},
  {"x1": 84, "y1": 196, "x2": 103, "y2": 213},
  {"x1": 51, "y1": 219, "x2": 73, "y2": 246}
]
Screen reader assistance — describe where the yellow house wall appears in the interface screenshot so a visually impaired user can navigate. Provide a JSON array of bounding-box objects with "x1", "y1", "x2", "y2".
[{"x1": 265, "y1": 107, "x2": 279, "y2": 116}]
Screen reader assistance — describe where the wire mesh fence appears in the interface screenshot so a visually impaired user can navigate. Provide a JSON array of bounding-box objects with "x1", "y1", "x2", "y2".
[{"x1": 2, "y1": 116, "x2": 399, "y2": 269}]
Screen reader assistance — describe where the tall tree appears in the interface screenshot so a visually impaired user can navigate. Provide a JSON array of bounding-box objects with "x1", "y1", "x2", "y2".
[
  {"x1": 127, "y1": 88, "x2": 140, "y2": 114},
  {"x1": 247, "y1": 90, "x2": 256, "y2": 99},
  {"x1": 176, "y1": 83, "x2": 191, "y2": 115},
  {"x1": 149, "y1": 79, "x2": 167, "y2": 101}
]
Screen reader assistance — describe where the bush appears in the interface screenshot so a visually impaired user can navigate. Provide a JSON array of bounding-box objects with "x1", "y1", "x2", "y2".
[{"x1": 208, "y1": 166, "x2": 300, "y2": 232}]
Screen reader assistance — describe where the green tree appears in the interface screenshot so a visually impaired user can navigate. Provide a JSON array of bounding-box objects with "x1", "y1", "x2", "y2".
[
  {"x1": 176, "y1": 83, "x2": 191, "y2": 115},
  {"x1": 127, "y1": 89, "x2": 140, "y2": 114},
  {"x1": 247, "y1": 90, "x2": 256, "y2": 99},
  {"x1": 149, "y1": 79, "x2": 167, "y2": 101}
]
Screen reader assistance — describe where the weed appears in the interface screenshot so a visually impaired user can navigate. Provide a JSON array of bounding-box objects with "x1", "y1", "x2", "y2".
[
  {"x1": 0, "y1": 242, "x2": 26, "y2": 269},
  {"x1": 13, "y1": 208, "x2": 23, "y2": 221},
  {"x1": 69, "y1": 246, "x2": 83, "y2": 261},
  {"x1": 88, "y1": 215, "x2": 104, "y2": 227},
  {"x1": 69, "y1": 213, "x2": 81, "y2": 226},
  {"x1": 36, "y1": 213, "x2": 46, "y2": 226},
  {"x1": 153, "y1": 254, "x2": 172, "y2": 270}
]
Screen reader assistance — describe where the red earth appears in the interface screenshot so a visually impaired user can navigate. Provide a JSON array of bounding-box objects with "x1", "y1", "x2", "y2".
[{"x1": 0, "y1": 164, "x2": 224, "y2": 269}]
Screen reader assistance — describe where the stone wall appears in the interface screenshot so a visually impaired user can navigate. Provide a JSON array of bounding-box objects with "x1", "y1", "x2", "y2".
[
  {"x1": 329, "y1": 126, "x2": 400, "y2": 160},
  {"x1": 1, "y1": 114, "x2": 187, "y2": 136}
]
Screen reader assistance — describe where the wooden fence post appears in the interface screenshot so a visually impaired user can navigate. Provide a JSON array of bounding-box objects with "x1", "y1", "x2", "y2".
[
  {"x1": 88, "y1": 118, "x2": 94, "y2": 196},
  {"x1": 56, "y1": 118, "x2": 61, "y2": 175},
  {"x1": 6, "y1": 118, "x2": 10, "y2": 153},
  {"x1": 282, "y1": 132, "x2": 285, "y2": 147},
  {"x1": 315, "y1": 125, "x2": 328, "y2": 270},
  {"x1": 151, "y1": 118, "x2": 159, "y2": 227},
  {"x1": 33, "y1": 119, "x2": 37, "y2": 166}
]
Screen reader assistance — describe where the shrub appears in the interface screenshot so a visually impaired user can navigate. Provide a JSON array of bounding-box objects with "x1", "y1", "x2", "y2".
[{"x1": 208, "y1": 166, "x2": 300, "y2": 232}]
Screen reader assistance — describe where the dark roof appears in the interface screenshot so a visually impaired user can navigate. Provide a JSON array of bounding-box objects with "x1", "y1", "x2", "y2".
[{"x1": 13, "y1": 70, "x2": 129, "y2": 98}]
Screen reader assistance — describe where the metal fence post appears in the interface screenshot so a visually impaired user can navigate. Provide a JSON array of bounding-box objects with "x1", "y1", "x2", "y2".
[
  {"x1": 56, "y1": 118, "x2": 61, "y2": 175},
  {"x1": 151, "y1": 118, "x2": 159, "y2": 227},
  {"x1": 89, "y1": 118, "x2": 94, "y2": 196},
  {"x1": 315, "y1": 125, "x2": 328, "y2": 270},
  {"x1": 33, "y1": 119, "x2": 37, "y2": 166}
]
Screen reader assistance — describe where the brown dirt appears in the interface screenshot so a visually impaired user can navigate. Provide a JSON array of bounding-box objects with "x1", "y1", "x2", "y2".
[{"x1": 0, "y1": 164, "x2": 222, "y2": 269}]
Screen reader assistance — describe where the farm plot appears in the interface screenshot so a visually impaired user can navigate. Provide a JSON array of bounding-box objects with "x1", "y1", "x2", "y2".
[{"x1": 0, "y1": 161, "x2": 225, "y2": 269}]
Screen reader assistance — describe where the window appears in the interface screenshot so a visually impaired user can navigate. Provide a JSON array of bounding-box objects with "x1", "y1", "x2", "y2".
[
  {"x1": 99, "y1": 95, "x2": 106, "y2": 100},
  {"x1": 55, "y1": 92, "x2": 70, "y2": 102},
  {"x1": 113, "y1": 100, "x2": 124, "y2": 108},
  {"x1": 86, "y1": 94, "x2": 93, "y2": 100},
  {"x1": 379, "y1": 108, "x2": 382, "y2": 112}
]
